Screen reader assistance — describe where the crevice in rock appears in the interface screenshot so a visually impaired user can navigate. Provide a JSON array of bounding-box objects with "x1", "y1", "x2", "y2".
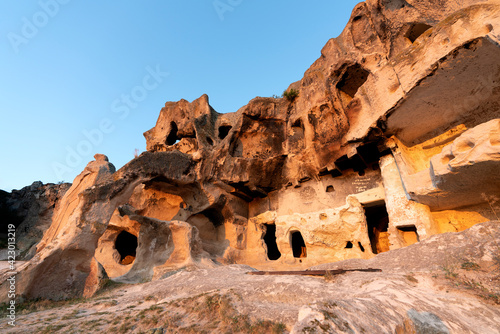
[
  {"x1": 291, "y1": 231, "x2": 307, "y2": 258},
  {"x1": 263, "y1": 224, "x2": 281, "y2": 260},
  {"x1": 358, "y1": 242, "x2": 365, "y2": 252},
  {"x1": 166, "y1": 122, "x2": 180, "y2": 146}
]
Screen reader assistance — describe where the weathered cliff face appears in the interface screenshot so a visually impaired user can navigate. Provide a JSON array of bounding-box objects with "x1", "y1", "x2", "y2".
[
  {"x1": 0, "y1": 181, "x2": 70, "y2": 259},
  {"x1": 2, "y1": 221, "x2": 499, "y2": 333},
  {"x1": 1, "y1": 0, "x2": 499, "y2": 302}
]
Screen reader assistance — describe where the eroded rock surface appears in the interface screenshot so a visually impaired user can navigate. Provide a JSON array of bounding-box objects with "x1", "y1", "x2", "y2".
[
  {"x1": 1, "y1": 0, "x2": 499, "y2": 311},
  {"x1": 1, "y1": 222, "x2": 498, "y2": 333},
  {"x1": 0, "y1": 181, "x2": 70, "y2": 259}
]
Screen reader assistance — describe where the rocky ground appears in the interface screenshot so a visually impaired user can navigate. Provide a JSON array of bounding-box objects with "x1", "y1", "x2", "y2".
[{"x1": 0, "y1": 221, "x2": 498, "y2": 333}]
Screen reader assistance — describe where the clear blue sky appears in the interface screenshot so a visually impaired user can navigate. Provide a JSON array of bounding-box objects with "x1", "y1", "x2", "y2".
[{"x1": 0, "y1": 1, "x2": 359, "y2": 191}]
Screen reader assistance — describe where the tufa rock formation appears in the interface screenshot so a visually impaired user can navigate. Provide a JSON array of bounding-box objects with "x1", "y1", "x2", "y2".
[
  {"x1": 1, "y1": 0, "x2": 499, "y2": 302},
  {"x1": 0, "y1": 181, "x2": 70, "y2": 260},
  {"x1": 3, "y1": 222, "x2": 499, "y2": 333}
]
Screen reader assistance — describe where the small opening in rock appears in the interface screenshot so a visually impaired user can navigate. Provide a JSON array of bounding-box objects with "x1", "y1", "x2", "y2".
[
  {"x1": 357, "y1": 142, "x2": 381, "y2": 166},
  {"x1": 334, "y1": 154, "x2": 367, "y2": 175},
  {"x1": 218, "y1": 125, "x2": 232, "y2": 140},
  {"x1": 292, "y1": 119, "x2": 303, "y2": 129},
  {"x1": 166, "y1": 122, "x2": 180, "y2": 146},
  {"x1": 326, "y1": 185, "x2": 335, "y2": 193},
  {"x1": 206, "y1": 136, "x2": 214, "y2": 146},
  {"x1": 405, "y1": 23, "x2": 432, "y2": 43},
  {"x1": 336, "y1": 64, "x2": 370, "y2": 101},
  {"x1": 263, "y1": 224, "x2": 281, "y2": 261},
  {"x1": 363, "y1": 202, "x2": 389, "y2": 254},
  {"x1": 115, "y1": 231, "x2": 138, "y2": 265},
  {"x1": 358, "y1": 242, "x2": 365, "y2": 252},
  {"x1": 345, "y1": 241, "x2": 353, "y2": 249},
  {"x1": 291, "y1": 231, "x2": 307, "y2": 258},
  {"x1": 397, "y1": 225, "x2": 420, "y2": 246},
  {"x1": 199, "y1": 207, "x2": 225, "y2": 227}
]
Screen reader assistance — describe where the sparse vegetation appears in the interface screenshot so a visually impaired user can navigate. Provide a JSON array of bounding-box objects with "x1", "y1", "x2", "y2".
[
  {"x1": 461, "y1": 261, "x2": 480, "y2": 271},
  {"x1": 102, "y1": 299, "x2": 118, "y2": 307},
  {"x1": 405, "y1": 274, "x2": 419, "y2": 283},
  {"x1": 481, "y1": 193, "x2": 499, "y2": 220},
  {"x1": 61, "y1": 309, "x2": 81, "y2": 320},
  {"x1": 439, "y1": 259, "x2": 500, "y2": 305},
  {"x1": 0, "y1": 297, "x2": 85, "y2": 317},
  {"x1": 6, "y1": 292, "x2": 287, "y2": 334},
  {"x1": 99, "y1": 279, "x2": 124, "y2": 293},
  {"x1": 304, "y1": 301, "x2": 353, "y2": 333},
  {"x1": 491, "y1": 254, "x2": 500, "y2": 273},
  {"x1": 324, "y1": 270, "x2": 337, "y2": 282},
  {"x1": 40, "y1": 324, "x2": 66, "y2": 333},
  {"x1": 165, "y1": 292, "x2": 287, "y2": 333},
  {"x1": 283, "y1": 88, "x2": 299, "y2": 101}
]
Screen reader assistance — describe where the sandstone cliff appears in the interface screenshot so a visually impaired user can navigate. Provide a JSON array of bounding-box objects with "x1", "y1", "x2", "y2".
[
  {"x1": 0, "y1": 2, "x2": 499, "y2": 332},
  {"x1": 0, "y1": 181, "x2": 70, "y2": 260}
]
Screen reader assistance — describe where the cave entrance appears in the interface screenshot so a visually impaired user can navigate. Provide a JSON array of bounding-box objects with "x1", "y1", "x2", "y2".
[
  {"x1": 405, "y1": 23, "x2": 432, "y2": 43},
  {"x1": 363, "y1": 202, "x2": 389, "y2": 254},
  {"x1": 218, "y1": 125, "x2": 232, "y2": 140},
  {"x1": 336, "y1": 64, "x2": 370, "y2": 106},
  {"x1": 290, "y1": 231, "x2": 307, "y2": 258},
  {"x1": 263, "y1": 224, "x2": 281, "y2": 260},
  {"x1": 166, "y1": 121, "x2": 179, "y2": 145},
  {"x1": 397, "y1": 225, "x2": 420, "y2": 247},
  {"x1": 115, "y1": 231, "x2": 138, "y2": 265}
]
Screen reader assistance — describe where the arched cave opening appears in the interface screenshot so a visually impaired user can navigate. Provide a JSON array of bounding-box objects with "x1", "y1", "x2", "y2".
[
  {"x1": 115, "y1": 231, "x2": 138, "y2": 265},
  {"x1": 263, "y1": 224, "x2": 281, "y2": 260},
  {"x1": 405, "y1": 23, "x2": 432, "y2": 43},
  {"x1": 166, "y1": 121, "x2": 179, "y2": 146},
  {"x1": 345, "y1": 241, "x2": 353, "y2": 249},
  {"x1": 363, "y1": 203, "x2": 389, "y2": 254},
  {"x1": 292, "y1": 118, "x2": 303, "y2": 130},
  {"x1": 291, "y1": 231, "x2": 307, "y2": 258}
]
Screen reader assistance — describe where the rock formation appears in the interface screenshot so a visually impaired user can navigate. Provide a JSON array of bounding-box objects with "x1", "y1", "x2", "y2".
[
  {"x1": 0, "y1": 181, "x2": 70, "y2": 260},
  {"x1": 3, "y1": 221, "x2": 499, "y2": 333},
  {"x1": 1, "y1": 0, "x2": 499, "y2": 302}
]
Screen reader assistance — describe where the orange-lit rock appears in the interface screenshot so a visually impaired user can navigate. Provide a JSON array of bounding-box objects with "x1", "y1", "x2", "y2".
[{"x1": 2, "y1": 0, "x2": 500, "y2": 302}]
